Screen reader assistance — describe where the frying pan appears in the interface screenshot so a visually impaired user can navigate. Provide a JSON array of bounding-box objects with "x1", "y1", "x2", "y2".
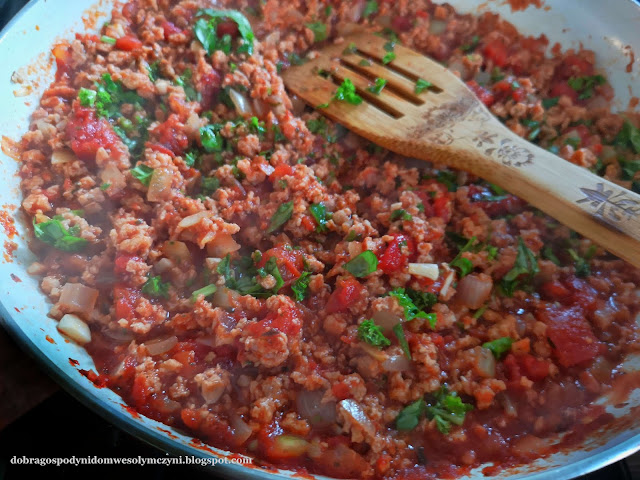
[{"x1": 1, "y1": 0, "x2": 640, "y2": 478}]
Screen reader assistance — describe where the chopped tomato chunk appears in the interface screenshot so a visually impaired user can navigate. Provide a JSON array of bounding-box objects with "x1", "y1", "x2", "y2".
[
  {"x1": 377, "y1": 233, "x2": 415, "y2": 274},
  {"x1": 483, "y1": 40, "x2": 508, "y2": 67},
  {"x1": 150, "y1": 114, "x2": 189, "y2": 155},
  {"x1": 66, "y1": 106, "x2": 121, "y2": 161},
  {"x1": 326, "y1": 277, "x2": 365, "y2": 314},
  {"x1": 115, "y1": 35, "x2": 143, "y2": 51},
  {"x1": 467, "y1": 80, "x2": 496, "y2": 107}
]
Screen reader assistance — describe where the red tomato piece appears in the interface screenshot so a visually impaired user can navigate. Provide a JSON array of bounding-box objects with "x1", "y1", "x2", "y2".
[
  {"x1": 113, "y1": 285, "x2": 139, "y2": 321},
  {"x1": 331, "y1": 382, "x2": 352, "y2": 401},
  {"x1": 538, "y1": 304, "x2": 602, "y2": 368},
  {"x1": 131, "y1": 374, "x2": 152, "y2": 406},
  {"x1": 391, "y1": 15, "x2": 413, "y2": 32},
  {"x1": 66, "y1": 106, "x2": 121, "y2": 161},
  {"x1": 52, "y1": 43, "x2": 72, "y2": 81},
  {"x1": 216, "y1": 20, "x2": 239, "y2": 38},
  {"x1": 466, "y1": 80, "x2": 496, "y2": 107},
  {"x1": 555, "y1": 54, "x2": 594, "y2": 80},
  {"x1": 115, "y1": 35, "x2": 143, "y2": 51},
  {"x1": 377, "y1": 233, "x2": 415, "y2": 275},
  {"x1": 550, "y1": 81, "x2": 579, "y2": 103},
  {"x1": 150, "y1": 114, "x2": 189, "y2": 155},
  {"x1": 432, "y1": 195, "x2": 451, "y2": 222},
  {"x1": 483, "y1": 40, "x2": 508, "y2": 67},
  {"x1": 258, "y1": 246, "x2": 304, "y2": 284},
  {"x1": 161, "y1": 20, "x2": 182, "y2": 40},
  {"x1": 246, "y1": 306, "x2": 302, "y2": 337},
  {"x1": 269, "y1": 164, "x2": 294, "y2": 181},
  {"x1": 199, "y1": 70, "x2": 222, "y2": 110},
  {"x1": 473, "y1": 195, "x2": 526, "y2": 217},
  {"x1": 326, "y1": 277, "x2": 366, "y2": 314},
  {"x1": 114, "y1": 254, "x2": 140, "y2": 276},
  {"x1": 540, "y1": 280, "x2": 571, "y2": 302}
]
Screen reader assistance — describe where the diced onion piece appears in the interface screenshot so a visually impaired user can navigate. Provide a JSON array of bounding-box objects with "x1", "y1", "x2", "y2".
[
  {"x1": 195, "y1": 336, "x2": 216, "y2": 348},
  {"x1": 100, "y1": 163, "x2": 127, "y2": 192},
  {"x1": 206, "y1": 233, "x2": 240, "y2": 257},
  {"x1": 57, "y1": 314, "x2": 92, "y2": 345},
  {"x1": 201, "y1": 382, "x2": 226, "y2": 404},
  {"x1": 338, "y1": 399, "x2": 375, "y2": 437},
  {"x1": 230, "y1": 415, "x2": 253, "y2": 446},
  {"x1": 499, "y1": 392, "x2": 517, "y2": 418},
  {"x1": 359, "y1": 341, "x2": 389, "y2": 362},
  {"x1": 51, "y1": 149, "x2": 76, "y2": 165},
  {"x1": 147, "y1": 168, "x2": 173, "y2": 202},
  {"x1": 272, "y1": 435, "x2": 309, "y2": 458},
  {"x1": 476, "y1": 346, "x2": 496, "y2": 378},
  {"x1": 144, "y1": 335, "x2": 178, "y2": 356},
  {"x1": 456, "y1": 273, "x2": 493, "y2": 309},
  {"x1": 296, "y1": 389, "x2": 337, "y2": 426},
  {"x1": 163, "y1": 241, "x2": 191, "y2": 263},
  {"x1": 228, "y1": 88, "x2": 252, "y2": 116},
  {"x1": 212, "y1": 286, "x2": 239, "y2": 309},
  {"x1": 408, "y1": 263, "x2": 439, "y2": 280},
  {"x1": 429, "y1": 19, "x2": 447, "y2": 35},
  {"x1": 439, "y1": 271, "x2": 455, "y2": 298},
  {"x1": 371, "y1": 310, "x2": 403, "y2": 334},
  {"x1": 59, "y1": 283, "x2": 99, "y2": 315},
  {"x1": 177, "y1": 210, "x2": 213, "y2": 229},
  {"x1": 474, "y1": 69, "x2": 491, "y2": 85},
  {"x1": 290, "y1": 95, "x2": 307, "y2": 116},
  {"x1": 382, "y1": 354, "x2": 412, "y2": 372}
]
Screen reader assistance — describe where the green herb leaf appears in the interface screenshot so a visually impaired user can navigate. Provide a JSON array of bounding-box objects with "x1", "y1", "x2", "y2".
[
  {"x1": 414, "y1": 78, "x2": 433, "y2": 94},
  {"x1": 175, "y1": 68, "x2": 200, "y2": 102},
  {"x1": 344, "y1": 251, "x2": 378, "y2": 277},
  {"x1": 382, "y1": 51, "x2": 396, "y2": 65},
  {"x1": 425, "y1": 387, "x2": 473, "y2": 434},
  {"x1": 359, "y1": 59, "x2": 372, "y2": 67},
  {"x1": 500, "y1": 237, "x2": 539, "y2": 296},
  {"x1": 142, "y1": 276, "x2": 170, "y2": 298},
  {"x1": 482, "y1": 337, "x2": 513, "y2": 359},
  {"x1": 78, "y1": 88, "x2": 97, "y2": 107},
  {"x1": 196, "y1": 9, "x2": 255, "y2": 56},
  {"x1": 291, "y1": 271, "x2": 312, "y2": 301},
  {"x1": 396, "y1": 398, "x2": 426, "y2": 431},
  {"x1": 306, "y1": 22, "x2": 327, "y2": 42},
  {"x1": 542, "y1": 246, "x2": 561, "y2": 266},
  {"x1": 200, "y1": 124, "x2": 225, "y2": 152},
  {"x1": 614, "y1": 121, "x2": 640, "y2": 154},
  {"x1": 334, "y1": 78, "x2": 363, "y2": 105},
  {"x1": 100, "y1": 182, "x2": 111, "y2": 191},
  {"x1": 390, "y1": 209, "x2": 412, "y2": 222},
  {"x1": 389, "y1": 288, "x2": 436, "y2": 327},
  {"x1": 343, "y1": 42, "x2": 357, "y2": 55},
  {"x1": 130, "y1": 164, "x2": 154, "y2": 186},
  {"x1": 567, "y1": 74, "x2": 606, "y2": 100},
  {"x1": 191, "y1": 284, "x2": 217, "y2": 302},
  {"x1": 367, "y1": 77, "x2": 387, "y2": 95},
  {"x1": 460, "y1": 35, "x2": 480, "y2": 53},
  {"x1": 450, "y1": 236, "x2": 477, "y2": 277},
  {"x1": 147, "y1": 61, "x2": 160, "y2": 82},
  {"x1": 309, "y1": 203, "x2": 329, "y2": 232},
  {"x1": 100, "y1": 35, "x2": 116, "y2": 45},
  {"x1": 33, "y1": 218, "x2": 88, "y2": 252},
  {"x1": 541, "y1": 96, "x2": 559, "y2": 109},
  {"x1": 267, "y1": 201, "x2": 294, "y2": 233},
  {"x1": 363, "y1": 0, "x2": 379, "y2": 18},
  {"x1": 393, "y1": 323, "x2": 412, "y2": 359},
  {"x1": 567, "y1": 246, "x2": 596, "y2": 278},
  {"x1": 201, "y1": 177, "x2": 220, "y2": 196},
  {"x1": 358, "y1": 319, "x2": 390, "y2": 348}
]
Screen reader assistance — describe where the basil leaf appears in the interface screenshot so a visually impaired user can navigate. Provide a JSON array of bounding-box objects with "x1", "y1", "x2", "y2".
[
  {"x1": 390, "y1": 209, "x2": 412, "y2": 221},
  {"x1": 500, "y1": 237, "x2": 539, "y2": 296},
  {"x1": 367, "y1": 77, "x2": 387, "y2": 95},
  {"x1": 200, "y1": 125, "x2": 225, "y2": 152},
  {"x1": 482, "y1": 337, "x2": 513, "y2": 359},
  {"x1": 343, "y1": 250, "x2": 378, "y2": 277},
  {"x1": 201, "y1": 177, "x2": 220, "y2": 196},
  {"x1": 382, "y1": 51, "x2": 396, "y2": 64},
  {"x1": 363, "y1": 0, "x2": 379, "y2": 18},
  {"x1": 309, "y1": 203, "x2": 329, "y2": 232},
  {"x1": 358, "y1": 319, "x2": 390, "y2": 348},
  {"x1": 334, "y1": 78, "x2": 363, "y2": 105},
  {"x1": 130, "y1": 164, "x2": 154, "y2": 186},
  {"x1": 196, "y1": 9, "x2": 255, "y2": 56},
  {"x1": 33, "y1": 218, "x2": 89, "y2": 252},
  {"x1": 78, "y1": 88, "x2": 96, "y2": 107},
  {"x1": 614, "y1": 121, "x2": 640, "y2": 154},
  {"x1": 541, "y1": 96, "x2": 559, "y2": 109},
  {"x1": 425, "y1": 387, "x2": 473, "y2": 434},
  {"x1": 267, "y1": 201, "x2": 294, "y2": 233},
  {"x1": 450, "y1": 236, "x2": 477, "y2": 277},
  {"x1": 414, "y1": 78, "x2": 433, "y2": 94},
  {"x1": 389, "y1": 288, "x2": 436, "y2": 327}
]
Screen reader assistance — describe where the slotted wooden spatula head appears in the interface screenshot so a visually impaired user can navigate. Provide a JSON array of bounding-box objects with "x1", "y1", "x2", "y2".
[{"x1": 281, "y1": 32, "x2": 640, "y2": 268}]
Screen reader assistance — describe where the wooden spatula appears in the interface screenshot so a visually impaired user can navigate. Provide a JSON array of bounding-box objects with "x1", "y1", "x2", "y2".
[{"x1": 282, "y1": 33, "x2": 640, "y2": 268}]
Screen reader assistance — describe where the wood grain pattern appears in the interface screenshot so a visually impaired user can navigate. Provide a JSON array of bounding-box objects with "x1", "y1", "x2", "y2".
[{"x1": 283, "y1": 33, "x2": 640, "y2": 268}]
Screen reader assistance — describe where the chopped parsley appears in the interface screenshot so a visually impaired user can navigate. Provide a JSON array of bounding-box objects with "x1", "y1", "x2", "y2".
[
  {"x1": 309, "y1": 203, "x2": 329, "y2": 233},
  {"x1": 100, "y1": 35, "x2": 116, "y2": 45},
  {"x1": 482, "y1": 337, "x2": 513, "y2": 359},
  {"x1": 147, "y1": 61, "x2": 160, "y2": 82},
  {"x1": 33, "y1": 218, "x2": 88, "y2": 252},
  {"x1": 291, "y1": 271, "x2": 312, "y2": 301},
  {"x1": 450, "y1": 236, "x2": 477, "y2": 277},
  {"x1": 614, "y1": 121, "x2": 640, "y2": 154},
  {"x1": 343, "y1": 42, "x2": 357, "y2": 55},
  {"x1": 130, "y1": 164, "x2": 154, "y2": 186},
  {"x1": 425, "y1": 387, "x2": 474, "y2": 434},
  {"x1": 367, "y1": 77, "x2": 387, "y2": 95},
  {"x1": 359, "y1": 59, "x2": 372, "y2": 67},
  {"x1": 414, "y1": 78, "x2": 433, "y2": 94},
  {"x1": 100, "y1": 182, "x2": 111, "y2": 191},
  {"x1": 389, "y1": 288, "x2": 437, "y2": 328},
  {"x1": 217, "y1": 254, "x2": 284, "y2": 297},
  {"x1": 390, "y1": 209, "x2": 412, "y2": 222},
  {"x1": 306, "y1": 22, "x2": 328, "y2": 42},
  {"x1": 460, "y1": 35, "x2": 480, "y2": 53},
  {"x1": 141, "y1": 276, "x2": 170, "y2": 298},
  {"x1": 343, "y1": 250, "x2": 378, "y2": 277},
  {"x1": 568, "y1": 245, "x2": 597, "y2": 278},
  {"x1": 396, "y1": 398, "x2": 427, "y2": 431},
  {"x1": 382, "y1": 51, "x2": 396, "y2": 64},
  {"x1": 542, "y1": 246, "x2": 561, "y2": 266},
  {"x1": 333, "y1": 78, "x2": 363, "y2": 105},
  {"x1": 500, "y1": 237, "x2": 539, "y2": 296},
  {"x1": 267, "y1": 201, "x2": 294, "y2": 233},
  {"x1": 78, "y1": 88, "x2": 97, "y2": 107},
  {"x1": 363, "y1": 0, "x2": 379, "y2": 18},
  {"x1": 201, "y1": 177, "x2": 220, "y2": 196},
  {"x1": 200, "y1": 124, "x2": 225, "y2": 152},
  {"x1": 191, "y1": 284, "x2": 217, "y2": 302},
  {"x1": 541, "y1": 96, "x2": 559, "y2": 109},
  {"x1": 567, "y1": 74, "x2": 606, "y2": 100},
  {"x1": 194, "y1": 9, "x2": 255, "y2": 56},
  {"x1": 175, "y1": 68, "x2": 200, "y2": 102},
  {"x1": 358, "y1": 319, "x2": 390, "y2": 348}
]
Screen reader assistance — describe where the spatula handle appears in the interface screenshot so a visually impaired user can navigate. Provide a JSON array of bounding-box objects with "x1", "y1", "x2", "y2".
[{"x1": 439, "y1": 124, "x2": 640, "y2": 268}]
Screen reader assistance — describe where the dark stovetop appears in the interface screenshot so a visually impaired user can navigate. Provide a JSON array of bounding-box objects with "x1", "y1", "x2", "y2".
[{"x1": 0, "y1": 1, "x2": 636, "y2": 479}]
